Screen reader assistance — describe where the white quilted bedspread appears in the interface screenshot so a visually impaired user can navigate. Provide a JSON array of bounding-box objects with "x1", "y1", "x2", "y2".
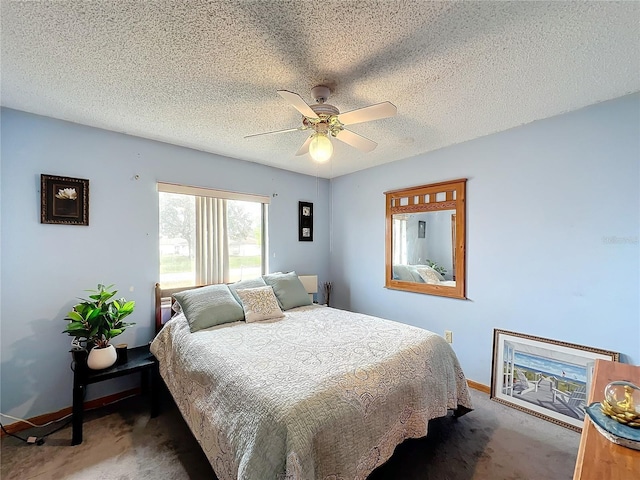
[{"x1": 150, "y1": 305, "x2": 473, "y2": 480}]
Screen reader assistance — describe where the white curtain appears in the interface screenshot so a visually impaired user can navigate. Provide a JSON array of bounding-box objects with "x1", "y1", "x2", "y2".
[
  {"x1": 392, "y1": 216, "x2": 408, "y2": 265},
  {"x1": 195, "y1": 197, "x2": 229, "y2": 284}
]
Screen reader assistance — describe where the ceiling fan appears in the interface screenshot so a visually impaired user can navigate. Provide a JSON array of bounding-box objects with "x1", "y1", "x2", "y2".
[{"x1": 245, "y1": 85, "x2": 397, "y2": 163}]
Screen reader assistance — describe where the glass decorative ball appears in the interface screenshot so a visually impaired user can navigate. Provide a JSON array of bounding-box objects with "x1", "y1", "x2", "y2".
[{"x1": 601, "y1": 381, "x2": 640, "y2": 428}]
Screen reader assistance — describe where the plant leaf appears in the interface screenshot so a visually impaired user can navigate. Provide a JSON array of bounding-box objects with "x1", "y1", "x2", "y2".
[
  {"x1": 66, "y1": 311, "x2": 84, "y2": 322},
  {"x1": 64, "y1": 322, "x2": 87, "y2": 332},
  {"x1": 122, "y1": 301, "x2": 135, "y2": 311},
  {"x1": 101, "y1": 291, "x2": 117, "y2": 302}
]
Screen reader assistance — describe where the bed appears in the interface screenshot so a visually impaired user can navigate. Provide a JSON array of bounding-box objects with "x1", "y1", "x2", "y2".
[
  {"x1": 392, "y1": 264, "x2": 456, "y2": 286},
  {"x1": 150, "y1": 277, "x2": 473, "y2": 480}
]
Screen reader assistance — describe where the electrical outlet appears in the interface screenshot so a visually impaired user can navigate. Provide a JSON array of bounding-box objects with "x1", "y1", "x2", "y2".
[{"x1": 444, "y1": 330, "x2": 453, "y2": 343}]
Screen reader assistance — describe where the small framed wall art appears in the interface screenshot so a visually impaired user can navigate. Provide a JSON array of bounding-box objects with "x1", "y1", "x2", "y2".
[
  {"x1": 418, "y1": 220, "x2": 426, "y2": 238},
  {"x1": 41, "y1": 174, "x2": 89, "y2": 226},
  {"x1": 298, "y1": 201, "x2": 313, "y2": 241}
]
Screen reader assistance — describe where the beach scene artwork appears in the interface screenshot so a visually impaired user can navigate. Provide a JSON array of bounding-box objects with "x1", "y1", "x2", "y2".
[
  {"x1": 510, "y1": 350, "x2": 588, "y2": 421},
  {"x1": 491, "y1": 330, "x2": 618, "y2": 431}
]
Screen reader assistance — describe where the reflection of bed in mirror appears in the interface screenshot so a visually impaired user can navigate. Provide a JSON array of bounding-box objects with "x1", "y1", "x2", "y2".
[
  {"x1": 392, "y1": 263, "x2": 457, "y2": 286},
  {"x1": 392, "y1": 209, "x2": 457, "y2": 282}
]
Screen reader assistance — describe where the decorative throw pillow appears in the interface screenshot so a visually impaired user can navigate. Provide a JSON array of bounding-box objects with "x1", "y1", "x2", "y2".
[
  {"x1": 416, "y1": 266, "x2": 442, "y2": 284},
  {"x1": 414, "y1": 264, "x2": 445, "y2": 281},
  {"x1": 262, "y1": 271, "x2": 312, "y2": 310},
  {"x1": 407, "y1": 266, "x2": 426, "y2": 283},
  {"x1": 173, "y1": 284, "x2": 244, "y2": 332},
  {"x1": 228, "y1": 276, "x2": 267, "y2": 305},
  {"x1": 171, "y1": 299, "x2": 182, "y2": 314},
  {"x1": 235, "y1": 286, "x2": 284, "y2": 323}
]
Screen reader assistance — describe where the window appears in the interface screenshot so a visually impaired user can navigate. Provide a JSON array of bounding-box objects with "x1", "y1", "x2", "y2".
[
  {"x1": 158, "y1": 183, "x2": 269, "y2": 288},
  {"x1": 392, "y1": 215, "x2": 407, "y2": 265}
]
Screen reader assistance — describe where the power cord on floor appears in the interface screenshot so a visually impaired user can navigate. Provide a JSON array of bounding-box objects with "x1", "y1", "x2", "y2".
[
  {"x1": 1, "y1": 389, "x2": 140, "y2": 446},
  {"x1": 1, "y1": 422, "x2": 45, "y2": 445},
  {"x1": 0, "y1": 411, "x2": 73, "y2": 428},
  {"x1": 1, "y1": 416, "x2": 75, "y2": 446},
  {"x1": 1, "y1": 370, "x2": 84, "y2": 446},
  {"x1": 3, "y1": 354, "x2": 146, "y2": 446}
]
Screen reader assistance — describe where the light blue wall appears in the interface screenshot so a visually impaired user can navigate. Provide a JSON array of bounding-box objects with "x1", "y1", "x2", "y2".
[
  {"x1": 2, "y1": 93, "x2": 638, "y2": 419},
  {"x1": 0, "y1": 108, "x2": 330, "y2": 419},
  {"x1": 330, "y1": 93, "x2": 640, "y2": 386}
]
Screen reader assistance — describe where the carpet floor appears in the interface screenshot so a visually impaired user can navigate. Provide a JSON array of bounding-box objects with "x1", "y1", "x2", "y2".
[{"x1": 1, "y1": 389, "x2": 580, "y2": 479}]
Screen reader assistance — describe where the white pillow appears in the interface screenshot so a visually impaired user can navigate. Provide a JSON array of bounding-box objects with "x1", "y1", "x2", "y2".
[
  {"x1": 236, "y1": 286, "x2": 285, "y2": 323},
  {"x1": 171, "y1": 299, "x2": 182, "y2": 314},
  {"x1": 416, "y1": 266, "x2": 442, "y2": 284}
]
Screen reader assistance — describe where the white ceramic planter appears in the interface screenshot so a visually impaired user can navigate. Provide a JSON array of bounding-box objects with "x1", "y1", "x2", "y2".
[{"x1": 87, "y1": 344, "x2": 117, "y2": 370}]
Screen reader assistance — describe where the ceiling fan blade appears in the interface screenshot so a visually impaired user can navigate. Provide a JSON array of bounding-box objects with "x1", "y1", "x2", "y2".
[
  {"x1": 337, "y1": 101, "x2": 397, "y2": 126},
  {"x1": 245, "y1": 127, "x2": 302, "y2": 138},
  {"x1": 295, "y1": 135, "x2": 313, "y2": 156},
  {"x1": 335, "y1": 129, "x2": 378, "y2": 153},
  {"x1": 277, "y1": 90, "x2": 318, "y2": 119}
]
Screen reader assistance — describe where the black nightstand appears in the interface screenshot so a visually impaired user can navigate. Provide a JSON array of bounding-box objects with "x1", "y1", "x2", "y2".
[{"x1": 72, "y1": 344, "x2": 160, "y2": 445}]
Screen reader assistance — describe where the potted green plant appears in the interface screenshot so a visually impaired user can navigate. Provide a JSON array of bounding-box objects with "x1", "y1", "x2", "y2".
[
  {"x1": 426, "y1": 259, "x2": 447, "y2": 277},
  {"x1": 63, "y1": 284, "x2": 135, "y2": 370}
]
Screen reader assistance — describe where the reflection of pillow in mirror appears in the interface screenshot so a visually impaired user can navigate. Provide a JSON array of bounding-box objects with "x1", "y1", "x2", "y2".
[
  {"x1": 236, "y1": 286, "x2": 284, "y2": 323},
  {"x1": 393, "y1": 264, "x2": 415, "y2": 282},
  {"x1": 416, "y1": 267, "x2": 442, "y2": 284},
  {"x1": 414, "y1": 265, "x2": 445, "y2": 281},
  {"x1": 407, "y1": 266, "x2": 425, "y2": 283}
]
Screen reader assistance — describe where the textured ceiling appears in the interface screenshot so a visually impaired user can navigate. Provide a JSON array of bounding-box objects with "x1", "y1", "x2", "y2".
[{"x1": 2, "y1": 1, "x2": 639, "y2": 179}]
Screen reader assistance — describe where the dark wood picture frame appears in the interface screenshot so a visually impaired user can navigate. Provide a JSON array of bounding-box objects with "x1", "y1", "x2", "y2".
[
  {"x1": 490, "y1": 329, "x2": 619, "y2": 432},
  {"x1": 298, "y1": 201, "x2": 313, "y2": 242},
  {"x1": 41, "y1": 174, "x2": 89, "y2": 226}
]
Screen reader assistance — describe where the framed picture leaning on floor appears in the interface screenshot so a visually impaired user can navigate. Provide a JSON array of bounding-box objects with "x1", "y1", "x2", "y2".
[{"x1": 490, "y1": 329, "x2": 619, "y2": 431}]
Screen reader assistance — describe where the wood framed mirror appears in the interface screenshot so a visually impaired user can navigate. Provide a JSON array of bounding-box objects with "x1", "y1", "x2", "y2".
[{"x1": 385, "y1": 179, "x2": 467, "y2": 299}]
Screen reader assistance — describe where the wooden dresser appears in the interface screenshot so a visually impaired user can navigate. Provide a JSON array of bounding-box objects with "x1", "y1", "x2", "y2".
[{"x1": 573, "y1": 360, "x2": 640, "y2": 480}]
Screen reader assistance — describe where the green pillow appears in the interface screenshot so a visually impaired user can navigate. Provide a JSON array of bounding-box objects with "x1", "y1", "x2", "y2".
[
  {"x1": 262, "y1": 271, "x2": 312, "y2": 310},
  {"x1": 228, "y1": 277, "x2": 267, "y2": 305},
  {"x1": 173, "y1": 284, "x2": 244, "y2": 332}
]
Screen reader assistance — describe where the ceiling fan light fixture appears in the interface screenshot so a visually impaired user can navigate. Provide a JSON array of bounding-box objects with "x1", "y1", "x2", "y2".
[
  {"x1": 308, "y1": 133, "x2": 333, "y2": 163},
  {"x1": 250, "y1": 86, "x2": 397, "y2": 161}
]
